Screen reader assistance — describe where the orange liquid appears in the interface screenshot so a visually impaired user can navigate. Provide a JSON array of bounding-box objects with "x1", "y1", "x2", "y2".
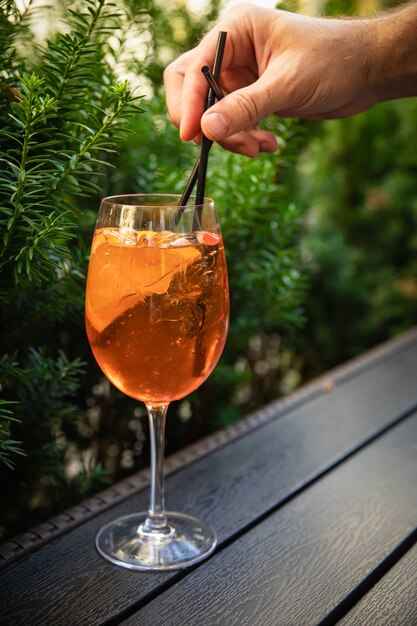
[{"x1": 85, "y1": 228, "x2": 229, "y2": 403}]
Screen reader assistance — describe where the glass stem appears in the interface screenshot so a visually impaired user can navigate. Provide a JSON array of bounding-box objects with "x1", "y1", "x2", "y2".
[{"x1": 143, "y1": 402, "x2": 169, "y2": 534}]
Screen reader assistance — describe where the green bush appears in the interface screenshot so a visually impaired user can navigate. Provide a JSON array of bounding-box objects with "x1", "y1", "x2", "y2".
[
  {"x1": 0, "y1": 0, "x2": 150, "y2": 534},
  {"x1": 293, "y1": 99, "x2": 417, "y2": 378},
  {"x1": 0, "y1": 0, "x2": 307, "y2": 540}
]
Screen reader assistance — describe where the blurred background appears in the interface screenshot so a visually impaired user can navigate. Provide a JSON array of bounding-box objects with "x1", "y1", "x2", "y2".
[{"x1": 1, "y1": 0, "x2": 416, "y2": 540}]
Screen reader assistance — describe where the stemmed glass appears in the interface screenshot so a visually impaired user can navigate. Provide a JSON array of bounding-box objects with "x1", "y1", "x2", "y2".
[{"x1": 85, "y1": 194, "x2": 229, "y2": 570}]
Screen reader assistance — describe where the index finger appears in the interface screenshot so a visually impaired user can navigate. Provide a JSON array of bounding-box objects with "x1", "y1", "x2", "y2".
[
  {"x1": 164, "y1": 44, "x2": 222, "y2": 141},
  {"x1": 163, "y1": 49, "x2": 195, "y2": 130},
  {"x1": 179, "y1": 28, "x2": 235, "y2": 141}
]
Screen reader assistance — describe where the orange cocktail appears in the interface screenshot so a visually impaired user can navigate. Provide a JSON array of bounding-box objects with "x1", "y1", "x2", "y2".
[
  {"x1": 86, "y1": 228, "x2": 229, "y2": 403},
  {"x1": 87, "y1": 194, "x2": 228, "y2": 571}
]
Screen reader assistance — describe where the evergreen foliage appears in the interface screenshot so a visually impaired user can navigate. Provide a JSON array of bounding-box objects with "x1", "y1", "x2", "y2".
[
  {"x1": 0, "y1": 0, "x2": 144, "y2": 533},
  {"x1": 0, "y1": 0, "x2": 308, "y2": 540},
  {"x1": 295, "y1": 99, "x2": 417, "y2": 377}
]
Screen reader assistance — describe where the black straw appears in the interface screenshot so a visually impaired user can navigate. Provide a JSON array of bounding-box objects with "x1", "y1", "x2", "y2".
[
  {"x1": 194, "y1": 31, "x2": 227, "y2": 221},
  {"x1": 177, "y1": 157, "x2": 201, "y2": 209},
  {"x1": 201, "y1": 66, "x2": 225, "y2": 102},
  {"x1": 174, "y1": 69, "x2": 224, "y2": 219},
  {"x1": 175, "y1": 31, "x2": 227, "y2": 228}
]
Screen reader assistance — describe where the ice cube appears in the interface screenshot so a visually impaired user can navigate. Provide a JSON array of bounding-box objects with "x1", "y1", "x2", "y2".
[
  {"x1": 137, "y1": 231, "x2": 152, "y2": 246},
  {"x1": 170, "y1": 233, "x2": 199, "y2": 247},
  {"x1": 146, "y1": 231, "x2": 198, "y2": 248},
  {"x1": 87, "y1": 229, "x2": 203, "y2": 333},
  {"x1": 110, "y1": 227, "x2": 137, "y2": 245},
  {"x1": 153, "y1": 295, "x2": 204, "y2": 337}
]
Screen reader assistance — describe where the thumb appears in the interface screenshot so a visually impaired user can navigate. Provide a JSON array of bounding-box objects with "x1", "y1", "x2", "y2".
[{"x1": 201, "y1": 76, "x2": 279, "y2": 140}]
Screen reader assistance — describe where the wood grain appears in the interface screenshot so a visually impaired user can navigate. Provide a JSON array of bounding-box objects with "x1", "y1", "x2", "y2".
[
  {"x1": 340, "y1": 541, "x2": 417, "y2": 625},
  {"x1": 1, "y1": 337, "x2": 417, "y2": 625},
  {"x1": 124, "y1": 414, "x2": 417, "y2": 626}
]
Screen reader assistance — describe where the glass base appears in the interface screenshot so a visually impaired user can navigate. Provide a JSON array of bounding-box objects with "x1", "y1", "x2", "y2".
[{"x1": 95, "y1": 511, "x2": 217, "y2": 571}]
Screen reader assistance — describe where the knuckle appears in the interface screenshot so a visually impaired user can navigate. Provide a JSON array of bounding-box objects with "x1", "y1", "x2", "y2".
[
  {"x1": 233, "y1": 91, "x2": 260, "y2": 125},
  {"x1": 163, "y1": 64, "x2": 180, "y2": 87}
]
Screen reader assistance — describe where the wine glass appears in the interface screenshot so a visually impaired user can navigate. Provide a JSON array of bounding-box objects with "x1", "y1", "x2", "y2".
[{"x1": 85, "y1": 194, "x2": 229, "y2": 570}]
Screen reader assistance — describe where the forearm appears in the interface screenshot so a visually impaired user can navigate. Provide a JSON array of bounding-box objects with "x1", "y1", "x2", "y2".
[{"x1": 372, "y1": 1, "x2": 417, "y2": 102}]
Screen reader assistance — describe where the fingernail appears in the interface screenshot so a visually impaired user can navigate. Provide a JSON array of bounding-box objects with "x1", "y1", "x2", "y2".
[
  {"x1": 260, "y1": 140, "x2": 278, "y2": 153},
  {"x1": 203, "y1": 112, "x2": 229, "y2": 139}
]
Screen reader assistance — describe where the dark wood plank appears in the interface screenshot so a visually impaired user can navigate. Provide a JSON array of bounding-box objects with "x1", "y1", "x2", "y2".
[
  {"x1": 1, "y1": 336, "x2": 417, "y2": 625},
  {"x1": 123, "y1": 413, "x2": 417, "y2": 626},
  {"x1": 340, "y1": 542, "x2": 417, "y2": 625}
]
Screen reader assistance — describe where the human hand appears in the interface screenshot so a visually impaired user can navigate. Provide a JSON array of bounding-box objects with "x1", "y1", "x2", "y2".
[{"x1": 164, "y1": 3, "x2": 391, "y2": 157}]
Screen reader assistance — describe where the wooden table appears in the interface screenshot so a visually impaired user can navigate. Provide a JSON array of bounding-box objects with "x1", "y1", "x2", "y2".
[{"x1": 1, "y1": 328, "x2": 417, "y2": 625}]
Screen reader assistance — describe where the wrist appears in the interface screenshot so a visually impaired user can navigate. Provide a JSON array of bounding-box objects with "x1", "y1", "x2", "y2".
[{"x1": 370, "y1": 3, "x2": 417, "y2": 102}]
